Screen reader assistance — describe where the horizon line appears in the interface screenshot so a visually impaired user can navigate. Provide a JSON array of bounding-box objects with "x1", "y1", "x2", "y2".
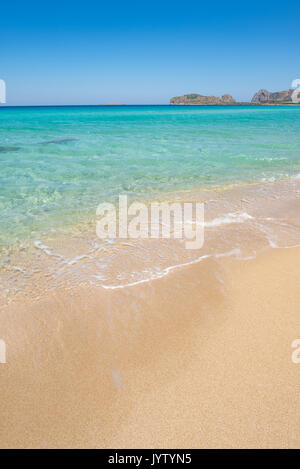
[{"x1": 1, "y1": 103, "x2": 298, "y2": 108}]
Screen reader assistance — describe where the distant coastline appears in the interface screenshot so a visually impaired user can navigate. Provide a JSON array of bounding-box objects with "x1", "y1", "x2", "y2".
[
  {"x1": 1, "y1": 102, "x2": 299, "y2": 109},
  {"x1": 169, "y1": 102, "x2": 299, "y2": 106},
  {"x1": 170, "y1": 88, "x2": 300, "y2": 105}
]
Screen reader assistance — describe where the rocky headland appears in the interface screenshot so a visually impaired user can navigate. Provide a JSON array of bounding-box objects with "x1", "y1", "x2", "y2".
[
  {"x1": 170, "y1": 89, "x2": 298, "y2": 105},
  {"x1": 170, "y1": 93, "x2": 236, "y2": 105},
  {"x1": 251, "y1": 89, "x2": 293, "y2": 103}
]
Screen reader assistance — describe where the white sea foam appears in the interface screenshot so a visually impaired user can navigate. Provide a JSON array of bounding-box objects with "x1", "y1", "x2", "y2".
[
  {"x1": 97, "y1": 241, "x2": 259, "y2": 291},
  {"x1": 98, "y1": 254, "x2": 211, "y2": 290},
  {"x1": 215, "y1": 248, "x2": 241, "y2": 258},
  {"x1": 261, "y1": 177, "x2": 276, "y2": 182},
  {"x1": 12, "y1": 266, "x2": 27, "y2": 274},
  {"x1": 203, "y1": 212, "x2": 253, "y2": 227},
  {"x1": 65, "y1": 253, "x2": 92, "y2": 266},
  {"x1": 34, "y1": 240, "x2": 65, "y2": 260}
]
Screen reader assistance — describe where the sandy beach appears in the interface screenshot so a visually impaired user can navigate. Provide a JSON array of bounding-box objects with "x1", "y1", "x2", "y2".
[
  {"x1": 2, "y1": 0, "x2": 300, "y2": 451},
  {"x1": 0, "y1": 243, "x2": 299, "y2": 448}
]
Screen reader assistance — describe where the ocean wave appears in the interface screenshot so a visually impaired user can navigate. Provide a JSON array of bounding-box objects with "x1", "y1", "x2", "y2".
[{"x1": 203, "y1": 212, "x2": 253, "y2": 227}]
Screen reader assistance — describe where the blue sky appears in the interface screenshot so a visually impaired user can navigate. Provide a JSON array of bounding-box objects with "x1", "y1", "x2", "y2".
[{"x1": 0, "y1": 0, "x2": 299, "y2": 105}]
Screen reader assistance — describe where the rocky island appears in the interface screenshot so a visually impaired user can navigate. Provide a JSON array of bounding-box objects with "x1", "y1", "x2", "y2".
[
  {"x1": 170, "y1": 93, "x2": 236, "y2": 105},
  {"x1": 251, "y1": 89, "x2": 293, "y2": 104},
  {"x1": 170, "y1": 88, "x2": 298, "y2": 105}
]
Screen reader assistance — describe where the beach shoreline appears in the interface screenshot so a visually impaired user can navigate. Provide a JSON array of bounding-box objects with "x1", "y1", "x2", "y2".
[{"x1": 1, "y1": 176, "x2": 300, "y2": 307}]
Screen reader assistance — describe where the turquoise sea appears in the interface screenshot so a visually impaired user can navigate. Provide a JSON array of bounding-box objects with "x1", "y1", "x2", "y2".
[
  {"x1": 1, "y1": 105, "x2": 300, "y2": 249},
  {"x1": 1, "y1": 105, "x2": 300, "y2": 298}
]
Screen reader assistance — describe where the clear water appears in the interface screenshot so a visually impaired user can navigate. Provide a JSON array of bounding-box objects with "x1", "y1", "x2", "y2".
[{"x1": 1, "y1": 105, "x2": 300, "y2": 249}]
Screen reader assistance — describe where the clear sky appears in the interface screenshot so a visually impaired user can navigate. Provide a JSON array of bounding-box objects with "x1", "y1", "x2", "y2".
[{"x1": 1, "y1": 0, "x2": 299, "y2": 105}]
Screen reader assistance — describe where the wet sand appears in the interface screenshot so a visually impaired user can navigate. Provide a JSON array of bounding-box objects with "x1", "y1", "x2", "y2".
[{"x1": 0, "y1": 246, "x2": 300, "y2": 448}]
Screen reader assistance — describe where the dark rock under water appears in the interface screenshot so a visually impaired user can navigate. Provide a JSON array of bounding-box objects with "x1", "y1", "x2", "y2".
[
  {"x1": 0, "y1": 146, "x2": 20, "y2": 152},
  {"x1": 40, "y1": 138, "x2": 78, "y2": 145}
]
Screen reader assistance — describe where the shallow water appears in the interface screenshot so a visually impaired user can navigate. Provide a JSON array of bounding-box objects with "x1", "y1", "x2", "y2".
[
  {"x1": 0, "y1": 105, "x2": 300, "y2": 301},
  {"x1": 1, "y1": 105, "x2": 300, "y2": 246}
]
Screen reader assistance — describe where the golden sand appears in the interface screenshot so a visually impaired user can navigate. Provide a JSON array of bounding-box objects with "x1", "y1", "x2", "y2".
[{"x1": 0, "y1": 245, "x2": 299, "y2": 448}]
